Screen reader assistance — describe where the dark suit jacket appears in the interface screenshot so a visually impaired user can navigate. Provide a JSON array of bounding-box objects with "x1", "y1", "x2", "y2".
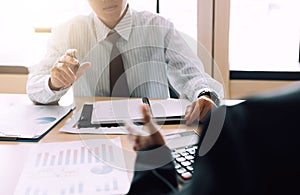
[{"x1": 128, "y1": 82, "x2": 300, "y2": 195}]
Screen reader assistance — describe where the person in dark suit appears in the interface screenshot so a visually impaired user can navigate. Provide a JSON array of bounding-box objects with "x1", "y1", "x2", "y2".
[{"x1": 126, "y1": 82, "x2": 300, "y2": 195}]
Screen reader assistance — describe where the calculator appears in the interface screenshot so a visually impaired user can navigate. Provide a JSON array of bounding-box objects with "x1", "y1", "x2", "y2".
[
  {"x1": 164, "y1": 130, "x2": 199, "y2": 182},
  {"x1": 172, "y1": 144, "x2": 198, "y2": 181}
]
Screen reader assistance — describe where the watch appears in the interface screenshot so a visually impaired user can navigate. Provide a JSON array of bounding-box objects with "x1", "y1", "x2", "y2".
[{"x1": 197, "y1": 90, "x2": 220, "y2": 106}]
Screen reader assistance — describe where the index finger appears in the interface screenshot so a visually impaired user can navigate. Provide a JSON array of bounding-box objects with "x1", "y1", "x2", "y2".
[
  {"x1": 65, "y1": 49, "x2": 80, "y2": 72},
  {"x1": 185, "y1": 101, "x2": 196, "y2": 118},
  {"x1": 66, "y1": 49, "x2": 78, "y2": 59},
  {"x1": 185, "y1": 102, "x2": 199, "y2": 125}
]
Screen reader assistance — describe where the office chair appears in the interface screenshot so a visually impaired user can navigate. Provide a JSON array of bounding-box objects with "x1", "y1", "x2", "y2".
[{"x1": 189, "y1": 82, "x2": 300, "y2": 195}]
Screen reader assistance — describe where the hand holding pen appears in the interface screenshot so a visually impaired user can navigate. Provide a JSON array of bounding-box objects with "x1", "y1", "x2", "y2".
[{"x1": 49, "y1": 49, "x2": 91, "y2": 91}]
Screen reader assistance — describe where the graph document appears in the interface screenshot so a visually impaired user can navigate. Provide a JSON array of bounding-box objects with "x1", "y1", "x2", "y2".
[{"x1": 14, "y1": 138, "x2": 130, "y2": 195}]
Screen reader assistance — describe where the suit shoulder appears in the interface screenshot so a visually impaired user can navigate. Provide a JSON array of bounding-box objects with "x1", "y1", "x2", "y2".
[
  {"x1": 53, "y1": 14, "x2": 93, "y2": 31},
  {"x1": 132, "y1": 10, "x2": 174, "y2": 27}
]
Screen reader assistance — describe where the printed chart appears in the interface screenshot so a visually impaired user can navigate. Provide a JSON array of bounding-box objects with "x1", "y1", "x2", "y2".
[{"x1": 14, "y1": 138, "x2": 130, "y2": 195}]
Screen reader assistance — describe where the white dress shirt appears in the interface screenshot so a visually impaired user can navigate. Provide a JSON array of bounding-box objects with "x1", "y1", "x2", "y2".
[{"x1": 26, "y1": 7, "x2": 224, "y2": 104}]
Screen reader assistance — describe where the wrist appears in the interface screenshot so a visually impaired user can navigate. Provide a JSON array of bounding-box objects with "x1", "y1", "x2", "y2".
[
  {"x1": 197, "y1": 89, "x2": 220, "y2": 106},
  {"x1": 48, "y1": 78, "x2": 67, "y2": 91}
]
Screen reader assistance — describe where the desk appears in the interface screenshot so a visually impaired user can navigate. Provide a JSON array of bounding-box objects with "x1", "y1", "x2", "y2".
[{"x1": 0, "y1": 94, "x2": 197, "y2": 194}]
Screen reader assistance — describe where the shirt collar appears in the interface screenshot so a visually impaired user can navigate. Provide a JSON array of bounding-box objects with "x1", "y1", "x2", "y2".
[{"x1": 93, "y1": 5, "x2": 133, "y2": 42}]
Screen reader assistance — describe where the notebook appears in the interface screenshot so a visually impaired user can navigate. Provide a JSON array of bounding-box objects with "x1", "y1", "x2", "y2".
[
  {"x1": 0, "y1": 104, "x2": 74, "y2": 141},
  {"x1": 90, "y1": 98, "x2": 191, "y2": 126}
]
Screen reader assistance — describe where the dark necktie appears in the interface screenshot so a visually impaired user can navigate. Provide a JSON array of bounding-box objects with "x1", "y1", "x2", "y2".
[{"x1": 107, "y1": 31, "x2": 130, "y2": 97}]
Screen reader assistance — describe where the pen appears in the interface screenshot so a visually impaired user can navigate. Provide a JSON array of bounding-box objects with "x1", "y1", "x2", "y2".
[{"x1": 142, "y1": 97, "x2": 153, "y2": 116}]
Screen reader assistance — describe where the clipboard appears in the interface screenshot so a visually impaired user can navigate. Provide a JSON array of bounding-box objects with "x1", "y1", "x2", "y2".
[
  {"x1": 77, "y1": 98, "x2": 191, "y2": 127},
  {"x1": 0, "y1": 104, "x2": 75, "y2": 141}
]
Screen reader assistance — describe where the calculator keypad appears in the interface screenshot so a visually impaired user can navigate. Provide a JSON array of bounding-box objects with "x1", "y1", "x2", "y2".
[{"x1": 172, "y1": 145, "x2": 198, "y2": 181}]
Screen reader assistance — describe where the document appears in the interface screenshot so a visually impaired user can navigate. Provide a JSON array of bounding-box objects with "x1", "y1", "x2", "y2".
[
  {"x1": 91, "y1": 98, "x2": 191, "y2": 125},
  {"x1": 14, "y1": 138, "x2": 130, "y2": 195},
  {"x1": 59, "y1": 113, "x2": 132, "y2": 135},
  {"x1": 60, "y1": 104, "x2": 136, "y2": 134},
  {"x1": 0, "y1": 104, "x2": 74, "y2": 141}
]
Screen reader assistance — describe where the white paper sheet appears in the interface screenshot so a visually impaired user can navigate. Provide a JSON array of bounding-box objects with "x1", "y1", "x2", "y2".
[
  {"x1": 14, "y1": 138, "x2": 130, "y2": 195},
  {"x1": 59, "y1": 111, "x2": 140, "y2": 135}
]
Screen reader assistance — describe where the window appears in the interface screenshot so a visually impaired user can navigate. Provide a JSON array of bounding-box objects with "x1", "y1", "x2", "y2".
[
  {"x1": 0, "y1": 0, "x2": 197, "y2": 67},
  {"x1": 229, "y1": 0, "x2": 300, "y2": 74}
]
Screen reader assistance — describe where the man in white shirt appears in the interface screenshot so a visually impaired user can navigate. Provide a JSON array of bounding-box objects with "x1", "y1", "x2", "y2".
[{"x1": 26, "y1": 0, "x2": 224, "y2": 124}]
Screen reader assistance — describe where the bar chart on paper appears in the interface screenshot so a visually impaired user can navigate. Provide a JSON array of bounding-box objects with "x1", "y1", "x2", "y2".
[
  {"x1": 34, "y1": 143, "x2": 116, "y2": 167},
  {"x1": 14, "y1": 138, "x2": 130, "y2": 195}
]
